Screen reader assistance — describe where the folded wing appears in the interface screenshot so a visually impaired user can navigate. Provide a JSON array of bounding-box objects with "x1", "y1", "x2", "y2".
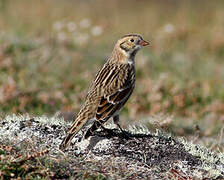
[{"x1": 94, "y1": 63, "x2": 135, "y2": 121}]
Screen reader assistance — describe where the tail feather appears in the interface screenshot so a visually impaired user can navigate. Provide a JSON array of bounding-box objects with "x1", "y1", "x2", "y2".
[
  {"x1": 59, "y1": 133, "x2": 76, "y2": 150},
  {"x1": 59, "y1": 117, "x2": 88, "y2": 150}
]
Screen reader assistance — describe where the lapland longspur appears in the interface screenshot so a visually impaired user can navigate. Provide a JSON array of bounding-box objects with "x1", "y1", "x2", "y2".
[{"x1": 60, "y1": 34, "x2": 149, "y2": 150}]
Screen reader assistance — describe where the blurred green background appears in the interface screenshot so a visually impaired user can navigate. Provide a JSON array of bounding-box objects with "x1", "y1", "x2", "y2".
[{"x1": 0, "y1": 0, "x2": 224, "y2": 145}]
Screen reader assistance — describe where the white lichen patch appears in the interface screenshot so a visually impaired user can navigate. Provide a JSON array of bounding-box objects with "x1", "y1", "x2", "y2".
[
  {"x1": 1, "y1": 114, "x2": 224, "y2": 179},
  {"x1": 179, "y1": 137, "x2": 224, "y2": 178},
  {"x1": 103, "y1": 121, "x2": 117, "y2": 129},
  {"x1": 2, "y1": 113, "x2": 70, "y2": 126},
  {"x1": 35, "y1": 113, "x2": 69, "y2": 126},
  {"x1": 93, "y1": 139, "x2": 112, "y2": 151},
  {"x1": 3, "y1": 114, "x2": 30, "y2": 123},
  {"x1": 128, "y1": 124, "x2": 151, "y2": 135},
  {"x1": 73, "y1": 139, "x2": 90, "y2": 154},
  {"x1": 0, "y1": 114, "x2": 69, "y2": 150}
]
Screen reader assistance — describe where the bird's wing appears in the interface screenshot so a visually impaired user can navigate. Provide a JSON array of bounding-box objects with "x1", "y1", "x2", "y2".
[
  {"x1": 95, "y1": 86, "x2": 134, "y2": 120},
  {"x1": 93, "y1": 63, "x2": 135, "y2": 120}
]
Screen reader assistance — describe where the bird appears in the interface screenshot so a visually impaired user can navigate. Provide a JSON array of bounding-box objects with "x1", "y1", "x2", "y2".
[{"x1": 59, "y1": 34, "x2": 149, "y2": 150}]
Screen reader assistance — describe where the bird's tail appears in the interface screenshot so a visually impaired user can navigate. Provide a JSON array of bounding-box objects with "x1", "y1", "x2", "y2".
[{"x1": 59, "y1": 116, "x2": 88, "y2": 150}]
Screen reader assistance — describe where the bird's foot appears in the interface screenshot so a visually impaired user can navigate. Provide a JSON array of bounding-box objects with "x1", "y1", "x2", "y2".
[
  {"x1": 101, "y1": 125, "x2": 130, "y2": 139},
  {"x1": 115, "y1": 124, "x2": 131, "y2": 139}
]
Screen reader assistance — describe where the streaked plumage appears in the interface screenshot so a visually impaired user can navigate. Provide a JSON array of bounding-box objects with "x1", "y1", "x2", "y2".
[{"x1": 59, "y1": 34, "x2": 149, "y2": 150}]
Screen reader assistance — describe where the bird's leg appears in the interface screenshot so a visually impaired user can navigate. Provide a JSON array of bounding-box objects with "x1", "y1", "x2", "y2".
[
  {"x1": 98, "y1": 119, "x2": 115, "y2": 134},
  {"x1": 85, "y1": 119, "x2": 110, "y2": 138},
  {"x1": 113, "y1": 115, "x2": 123, "y2": 132},
  {"x1": 113, "y1": 115, "x2": 130, "y2": 138}
]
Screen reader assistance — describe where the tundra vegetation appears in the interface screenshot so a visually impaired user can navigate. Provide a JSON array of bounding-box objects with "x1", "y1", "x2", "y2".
[{"x1": 0, "y1": 0, "x2": 224, "y2": 179}]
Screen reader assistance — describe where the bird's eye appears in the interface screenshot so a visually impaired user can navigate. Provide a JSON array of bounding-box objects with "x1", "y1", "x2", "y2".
[{"x1": 130, "y1": 39, "x2": 134, "y2": 42}]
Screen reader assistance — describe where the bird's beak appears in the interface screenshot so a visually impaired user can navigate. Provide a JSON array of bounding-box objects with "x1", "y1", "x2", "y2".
[{"x1": 139, "y1": 39, "x2": 149, "y2": 46}]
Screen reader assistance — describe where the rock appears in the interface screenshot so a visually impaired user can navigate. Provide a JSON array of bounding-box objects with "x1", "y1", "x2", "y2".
[{"x1": 0, "y1": 114, "x2": 223, "y2": 179}]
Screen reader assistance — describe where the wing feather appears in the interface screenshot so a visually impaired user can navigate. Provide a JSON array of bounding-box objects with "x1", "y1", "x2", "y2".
[
  {"x1": 94, "y1": 63, "x2": 135, "y2": 120},
  {"x1": 96, "y1": 86, "x2": 133, "y2": 120}
]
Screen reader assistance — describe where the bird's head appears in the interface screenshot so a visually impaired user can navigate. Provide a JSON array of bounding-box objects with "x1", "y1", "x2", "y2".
[{"x1": 116, "y1": 34, "x2": 149, "y2": 58}]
